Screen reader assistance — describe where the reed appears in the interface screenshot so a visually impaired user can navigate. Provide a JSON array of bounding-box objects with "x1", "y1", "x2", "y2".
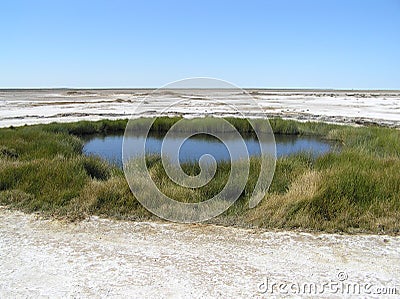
[{"x1": 0, "y1": 118, "x2": 399, "y2": 233}]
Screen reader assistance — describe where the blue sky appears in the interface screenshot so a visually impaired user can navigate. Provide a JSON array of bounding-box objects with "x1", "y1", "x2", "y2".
[{"x1": 1, "y1": 0, "x2": 399, "y2": 89}]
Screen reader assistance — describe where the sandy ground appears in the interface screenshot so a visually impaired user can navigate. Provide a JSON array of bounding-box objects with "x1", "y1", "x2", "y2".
[
  {"x1": 0, "y1": 208, "x2": 399, "y2": 298},
  {"x1": 1, "y1": 90, "x2": 400, "y2": 297},
  {"x1": 1, "y1": 89, "x2": 400, "y2": 128}
]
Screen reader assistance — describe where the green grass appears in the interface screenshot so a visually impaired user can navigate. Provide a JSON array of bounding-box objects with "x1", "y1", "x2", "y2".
[
  {"x1": 0, "y1": 117, "x2": 399, "y2": 234},
  {"x1": 39, "y1": 116, "x2": 339, "y2": 136}
]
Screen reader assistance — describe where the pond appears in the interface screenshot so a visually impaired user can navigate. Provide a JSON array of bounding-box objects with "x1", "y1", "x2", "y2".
[{"x1": 83, "y1": 132, "x2": 338, "y2": 167}]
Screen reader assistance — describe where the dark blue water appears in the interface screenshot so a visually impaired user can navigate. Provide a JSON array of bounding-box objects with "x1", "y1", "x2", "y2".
[{"x1": 83, "y1": 133, "x2": 337, "y2": 167}]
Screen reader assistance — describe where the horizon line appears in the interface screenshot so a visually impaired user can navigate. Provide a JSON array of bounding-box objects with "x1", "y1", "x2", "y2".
[{"x1": 1, "y1": 87, "x2": 400, "y2": 92}]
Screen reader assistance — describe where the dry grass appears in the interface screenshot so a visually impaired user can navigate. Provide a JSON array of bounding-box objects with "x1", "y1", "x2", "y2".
[
  {"x1": 0, "y1": 118, "x2": 399, "y2": 234},
  {"x1": 247, "y1": 171, "x2": 322, "y2": 229}
]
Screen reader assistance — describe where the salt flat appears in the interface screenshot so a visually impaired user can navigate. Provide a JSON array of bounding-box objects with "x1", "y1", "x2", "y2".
[
  {"x1": 1, "y1": 90, "x2": 400, "y2": 298},
  {"x1": 1, "y1": 89, "x2": 400, "y2": 128},
  {"x1": 0, "y1": 208, "x2": 399, "y2": 298}
]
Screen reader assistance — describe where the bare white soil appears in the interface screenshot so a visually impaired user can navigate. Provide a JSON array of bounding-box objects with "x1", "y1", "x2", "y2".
[
  {"x1": 1, "y1": 90, "x2": 400, "y2": 297},
  {"x1": 0, "y1": 208, "x2": 399, "y2": 298},
  {"x1": 1, "y1": 89, "x2": 400, "y2": 128}
]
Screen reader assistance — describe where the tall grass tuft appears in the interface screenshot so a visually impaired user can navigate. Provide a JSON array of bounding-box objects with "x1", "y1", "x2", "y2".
[
  {"x1": 82, "y1": 156, "x2": 111, "y2": 180},
  {"x1": 0, "y1": 118, "x2": 399, "y2": 233}
]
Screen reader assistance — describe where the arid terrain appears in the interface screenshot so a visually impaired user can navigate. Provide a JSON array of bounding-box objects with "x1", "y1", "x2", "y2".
[
  {"x1": 0, "y1": 208, "x2": 399, "y2": 297},
  {"x1": 1, "y1": 89, "x2": 400, "y2": 297},
  {"x1": 1, "y1": 89, "x2": 400, "y2": 128}
]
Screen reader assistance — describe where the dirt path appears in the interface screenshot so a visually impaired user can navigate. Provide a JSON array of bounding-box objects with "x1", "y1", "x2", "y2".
[{"x1": 0, "y1": 208, "x2": 399, "y2": 298}]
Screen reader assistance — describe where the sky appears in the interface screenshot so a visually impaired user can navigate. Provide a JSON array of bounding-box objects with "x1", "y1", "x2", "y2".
[{"x1": 1, "y1": 0, "x2": 399, "y2": 89}]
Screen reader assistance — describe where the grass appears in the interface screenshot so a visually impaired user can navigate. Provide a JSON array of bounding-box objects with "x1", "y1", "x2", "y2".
[
  {"x1": 40, "y1": 117, "x2": 339, "y2": 136},
  {"x1": 0, "y1": 117, "x2": 399, "y2": 234}
]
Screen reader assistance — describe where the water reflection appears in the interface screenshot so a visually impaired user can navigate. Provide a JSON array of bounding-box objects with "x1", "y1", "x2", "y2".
[{"x1": 83, "y1": 132, "x2": 337, "y2": 167}]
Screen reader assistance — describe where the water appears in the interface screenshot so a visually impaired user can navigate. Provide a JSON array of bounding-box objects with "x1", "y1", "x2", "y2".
[{"x1": 83, "y1": 132, "x2": 338, "y2": 167}]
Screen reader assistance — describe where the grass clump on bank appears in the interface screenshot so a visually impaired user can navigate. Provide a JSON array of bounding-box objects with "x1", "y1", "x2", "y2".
[
  {"x1": 0, "y1": 118, "x2": 399, "y2": 234},
  {"x1": 41, "y1": 117, "x2": 340, "y2": 136}
]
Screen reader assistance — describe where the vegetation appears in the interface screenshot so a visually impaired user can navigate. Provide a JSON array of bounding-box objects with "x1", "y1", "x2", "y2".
[
  {"x1": 0, "y1": 118, "x2": 399, "y2": 234},
  {"x1": 39, "y1": 117, "x2": 339, "y2": 136}
]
